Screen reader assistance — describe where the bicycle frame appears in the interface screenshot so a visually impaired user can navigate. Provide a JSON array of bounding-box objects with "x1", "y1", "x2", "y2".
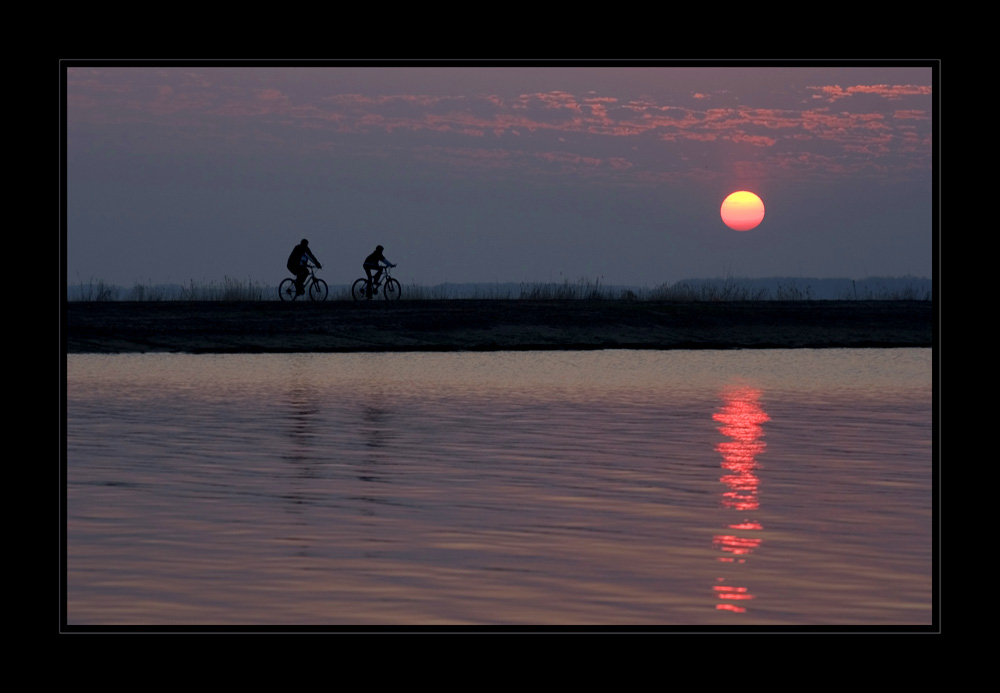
[
  {"x1": 280, "y1": 264, "x2": 328, "y2": 301},
  {"x1": 304, "y1": 265, "x2": 320, "y2": 287},
  {"x1": 367, "y1": 264, "x2": 393, "y2": 288},
  {"x1": 352, "y1": 264, "x2": 400, "y2": 301}
]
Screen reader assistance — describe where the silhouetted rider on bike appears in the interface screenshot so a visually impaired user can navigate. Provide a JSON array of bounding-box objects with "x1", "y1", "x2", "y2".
[
  {"x1": 363, "y1": 245, "x2": 395, "y2": 297},
  {"x1": 287, "y1": 239, "x2": 322, "y2": 296}
]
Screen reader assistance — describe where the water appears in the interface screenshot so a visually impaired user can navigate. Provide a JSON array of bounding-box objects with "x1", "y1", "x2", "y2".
[{"x1": 65, "y1": 349, "x2": 934, "y2": 627}]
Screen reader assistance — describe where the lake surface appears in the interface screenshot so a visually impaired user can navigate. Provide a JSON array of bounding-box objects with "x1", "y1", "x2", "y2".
[{"x1": 64, "y1": 349, "x2": 934, "y2": 628}]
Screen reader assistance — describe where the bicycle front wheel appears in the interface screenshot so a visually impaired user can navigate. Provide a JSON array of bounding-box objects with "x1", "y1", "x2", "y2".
[
  {"x1": 351, "y1": 278, "x2": 370, "y2": 301},
  {"x1": 309, "y1": 279, "x2": 329, "y2": 301},
  {"x1": 383, "y1": 278, "x2": 401, "y2": 300},
  {"x1": 278, "y1": 278, "x2": 298, "y2": 301}
]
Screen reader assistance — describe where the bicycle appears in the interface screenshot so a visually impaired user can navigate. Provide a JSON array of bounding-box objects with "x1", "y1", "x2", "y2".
[
  {"x1": 279, "y1": 265, "x2": 328, "y2": 301},
  {"x1": 352, "y1": 264, "x2": 401, "y2": 301}
]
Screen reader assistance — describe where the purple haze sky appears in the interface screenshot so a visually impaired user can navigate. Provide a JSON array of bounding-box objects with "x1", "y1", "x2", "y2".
[{"x1": 64, "y1": 62, "x2": 936, "y2": 289}]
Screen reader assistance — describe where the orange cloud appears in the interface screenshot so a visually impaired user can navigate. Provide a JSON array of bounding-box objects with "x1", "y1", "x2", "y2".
[
  {"x1": 66, "y1": 70, "x2": 933, "y2": 189},
  {"x1": 809, "y1": 84, "x2": 933, "y2": 102}
]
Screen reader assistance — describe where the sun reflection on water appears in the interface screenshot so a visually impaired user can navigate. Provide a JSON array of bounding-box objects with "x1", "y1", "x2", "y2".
[{"x1": 712, "y1": 385, "x2": 770, "y2": 613}]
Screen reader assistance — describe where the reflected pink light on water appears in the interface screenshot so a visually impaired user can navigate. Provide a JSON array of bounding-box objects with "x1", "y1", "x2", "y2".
[
  {"x1": 713, "y1": 534, "x2": 763, "y2": 558},
  {"x1": 712, "y1": 385, "x2": 770, "y2": 613},
  {"x1": 714, "y1": 578, "x2": 755, "y2": 613}
]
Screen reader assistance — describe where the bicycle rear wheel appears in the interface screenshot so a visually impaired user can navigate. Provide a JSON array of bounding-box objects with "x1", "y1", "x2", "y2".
[
  {"x1": 383, "y1": 278, "x2": 401, "y2": 300},
  {"x1": 309, "y1": 278, "x2": 329, "y2": 301},
  {"x1": 278, "y1": 278, "x2": 299, "y2": 301},
  {"x1": 351, "y1": 278, "x2": 370, "y2": 301}
]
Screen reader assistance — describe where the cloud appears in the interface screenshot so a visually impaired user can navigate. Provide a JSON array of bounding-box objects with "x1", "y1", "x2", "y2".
[
  {"x1": 807, "y1": 83, "x2": 933, "y2": 102},
  {"x1": 66, "y1": 67, "x2": 933, "y2": 190}
]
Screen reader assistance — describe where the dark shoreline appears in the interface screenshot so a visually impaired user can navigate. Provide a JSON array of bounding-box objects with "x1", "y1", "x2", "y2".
[{"x1": 65, "y1": 300, "x2": 934, "y2": 354}]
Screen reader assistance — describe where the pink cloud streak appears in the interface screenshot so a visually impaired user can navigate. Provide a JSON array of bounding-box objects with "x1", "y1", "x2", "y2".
[{"x1": 66, "y1": 68, "x2": 932, "y2": 186}]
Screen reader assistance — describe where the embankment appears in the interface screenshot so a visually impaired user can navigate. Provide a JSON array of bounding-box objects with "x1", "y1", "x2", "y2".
[{"x1": 65, "y1": 300, "x2": 934, "y2": 354}]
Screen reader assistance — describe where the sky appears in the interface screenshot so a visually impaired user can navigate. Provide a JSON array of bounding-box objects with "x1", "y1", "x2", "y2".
[{"x1": 63, "y1": 62, "x2": 936, "y2": 289}]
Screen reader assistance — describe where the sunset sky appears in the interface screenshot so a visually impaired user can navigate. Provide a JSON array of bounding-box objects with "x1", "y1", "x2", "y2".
[{"x1": 63, "y1": 62, "x2": 936, "y2": 289}]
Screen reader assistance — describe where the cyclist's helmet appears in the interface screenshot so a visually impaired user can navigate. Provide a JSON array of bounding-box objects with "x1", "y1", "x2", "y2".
[
  {"x1": 376, "y1": 245, "x2": 384, "y2": 251},
  {"x1": 301, "y1": 239, "x2": 309, "y2": 246}
]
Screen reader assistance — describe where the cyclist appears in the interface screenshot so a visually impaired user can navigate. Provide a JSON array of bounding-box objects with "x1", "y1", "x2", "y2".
[
  {"x1": 363, "y1": 245, "x2": 396, "y2": 297},
  {"x1": 287, "y1": 239, "x2": 322, "y2": 296}
]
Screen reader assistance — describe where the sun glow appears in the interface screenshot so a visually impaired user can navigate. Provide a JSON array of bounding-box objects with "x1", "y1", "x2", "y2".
[{"x1": 721, "y1": 191, "x2": 765, "y2": 231}]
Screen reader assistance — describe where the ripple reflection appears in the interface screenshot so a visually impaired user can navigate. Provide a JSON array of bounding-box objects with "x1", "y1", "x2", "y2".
[{"x1": 712, "y1": 385, "x2": 770, "y2": 614}]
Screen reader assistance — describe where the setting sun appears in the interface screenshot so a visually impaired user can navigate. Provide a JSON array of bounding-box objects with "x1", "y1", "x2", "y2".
[{"x1": 721, "y1": 191, "x2": 765, "y2": 231}]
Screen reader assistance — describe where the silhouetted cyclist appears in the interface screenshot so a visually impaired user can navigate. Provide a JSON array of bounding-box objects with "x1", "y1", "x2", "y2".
[
  {"x1": 363, "y1": 245, "x2": 396, "y2": 297},
  {"x1": 287, "y1": 239, "x2": 322, "y2": 296}
]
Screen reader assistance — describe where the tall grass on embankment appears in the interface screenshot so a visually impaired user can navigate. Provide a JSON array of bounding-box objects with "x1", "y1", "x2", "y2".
[
  {"x1": 404, "y1": 277, "x2": 623, "y2": 300},
  {"x1": 73, "y1": 276, "x2": 120, "y2": 301},
  {"x1": 115, "y1": 277, "x2": 270, "y2": 301},
  {"x1": 68, "y1": 275, "x2": 932, "y2": 302}
]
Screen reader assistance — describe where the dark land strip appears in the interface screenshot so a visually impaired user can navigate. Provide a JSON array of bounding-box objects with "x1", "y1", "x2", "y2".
[{"x1": 65, "y1": 300, "x2": 934, "y2": 354}]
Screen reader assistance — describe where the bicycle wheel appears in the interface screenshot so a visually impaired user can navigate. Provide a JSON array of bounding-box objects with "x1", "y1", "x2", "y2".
[
  {"x1": 351, "y1": 278, "x2": 371, "y2": 301},
  {"x1": 383, "y1": 277, "x2": 401, "y2": 300},
  {"x1": 309, "y1": 278, "x2": 329, "y2": 301},
  {"x1": 278, "y1": 278, "x2": 299, "y2": 301}
]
